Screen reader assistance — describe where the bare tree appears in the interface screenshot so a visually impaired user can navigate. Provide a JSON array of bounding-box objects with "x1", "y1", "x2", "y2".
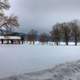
[
  {"x1": 0, "y1": 0, "x2": 10, "y2": 17},
  {"x1": 0, "y1": 0, "x2": 10, "y2": 10},
  {"x1": 2, "y1": 16, "x2": 19, "y2": 33},
  {"x1": 0, "y1": 0, "x2": 20, "y2": 44},
  {"x1": 50, "y1": 23, "x2": 60, "y2": 45},
  {"x1": 0, "y1": 0, "x2": 19, "y2": 34},
  {"x1": 27, "y1": 29, "x2": 37, "y2": 44},
  {"x1": 39, "y1": 33, "x2": 48, "y2": 44},
  {"x1": 59, "y1": 23, "x2": 70, "y2": 45},
  {"x1": 0, "y1": 0, "x2": 10, "y2": 33},
  {"x1": 70, "y1": 22, "x2": 80, "y2": 45}
]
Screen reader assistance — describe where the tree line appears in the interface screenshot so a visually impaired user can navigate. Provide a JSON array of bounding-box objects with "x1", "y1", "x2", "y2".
[
  {"x1": 25, "y1": 21, "x2": 80, "y2": 46},
  {"x1": 50, "y1": 21, "x2": 80, "y2": 45},
  {"x1": 0, "y1": 0, "x2": 80, "y2": 45}
]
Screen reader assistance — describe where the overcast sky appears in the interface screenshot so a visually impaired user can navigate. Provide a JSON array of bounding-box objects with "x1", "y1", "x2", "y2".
[{"x1": 6, "y1": 0, "x2": 80, "y2": 33}]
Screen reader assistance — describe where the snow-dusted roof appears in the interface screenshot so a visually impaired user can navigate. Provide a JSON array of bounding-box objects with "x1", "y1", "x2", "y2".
[{"x1": 0, "y1": 36, "x2": 21, "y2": 39}]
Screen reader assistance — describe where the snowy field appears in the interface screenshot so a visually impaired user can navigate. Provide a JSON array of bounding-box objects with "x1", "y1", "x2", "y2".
[
  {"x1": 2, "y1": 60, "x2": 80, "y2": 80},
  {"x1": 0, "y1": 42, "x2": 80, "y2": 78},
  {"x1": 0, "y1": 60, "x2": 80, "y2": 80}
]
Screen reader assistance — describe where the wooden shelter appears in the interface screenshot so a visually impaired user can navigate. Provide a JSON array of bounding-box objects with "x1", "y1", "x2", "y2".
[{"x1": 0, "y1": 36, "x2": 22, "y2": 44}]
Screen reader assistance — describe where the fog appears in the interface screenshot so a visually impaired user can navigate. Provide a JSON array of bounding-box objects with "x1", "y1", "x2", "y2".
[{"x1": 6, "y1": 0, "x2": 80, "y2": 33}]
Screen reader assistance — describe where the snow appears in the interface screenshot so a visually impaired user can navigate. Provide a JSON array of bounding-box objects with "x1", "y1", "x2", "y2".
[
  {"x1": 0, "y1": 36, "x2": 21, "y2": 39},
  {"x1": 0, "y1": 42, "x2": 80, "y2": 79},
  {"x1": 1, "y1": 60, "x2": 80, "y2": 80}
]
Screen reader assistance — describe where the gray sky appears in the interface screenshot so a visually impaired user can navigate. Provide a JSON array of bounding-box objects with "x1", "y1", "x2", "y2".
[{"x1": 6, "y1": 0, "x2": 80, "y2": 33}]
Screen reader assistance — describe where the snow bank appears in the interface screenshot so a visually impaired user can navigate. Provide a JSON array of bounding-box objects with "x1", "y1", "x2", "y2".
[{"x1": 1, "y1": 60, "x2": 80, "y2": 80}]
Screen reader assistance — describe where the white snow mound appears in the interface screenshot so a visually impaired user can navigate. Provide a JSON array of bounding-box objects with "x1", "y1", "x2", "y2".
[{"x1": 1, "y1": 60, "x2": 80, "y2": 80}]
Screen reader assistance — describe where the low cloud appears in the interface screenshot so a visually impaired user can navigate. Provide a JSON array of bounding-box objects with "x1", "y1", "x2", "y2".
[{"x1": 6, "y1": 0, "x2": 80, "y2": 33}]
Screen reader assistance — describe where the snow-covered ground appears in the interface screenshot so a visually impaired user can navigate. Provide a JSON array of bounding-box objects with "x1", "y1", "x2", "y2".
[
  {"x1": 0, "y1": 42, "x2": 80, "y2": 79},
  {"x1": 2, "y1": 60, "x2": 80, "y2": 80}
]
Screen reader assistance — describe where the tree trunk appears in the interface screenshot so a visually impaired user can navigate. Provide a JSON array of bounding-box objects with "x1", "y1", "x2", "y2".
[
  {"x1": 65, "y1": 32, "x2": 68, "y2": 45},
  {"x1": 56, "y1": 42, "x2": 58, "y2": 46},
  {"x1": 56, "y1": 40, "x2": 59, "y2": 46},
  {"x1": 7, "y1": 39, "x2": 9, "y2": 44},
  {"x1": 1, "y1": 39, "x2": 3, "y2": 44},
  {"x1": 66, "y1": 41, "x2": 68, "y2": 45},
  {"x1": 75, "y1": 34, "x2": 77, "y2": 46}
]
